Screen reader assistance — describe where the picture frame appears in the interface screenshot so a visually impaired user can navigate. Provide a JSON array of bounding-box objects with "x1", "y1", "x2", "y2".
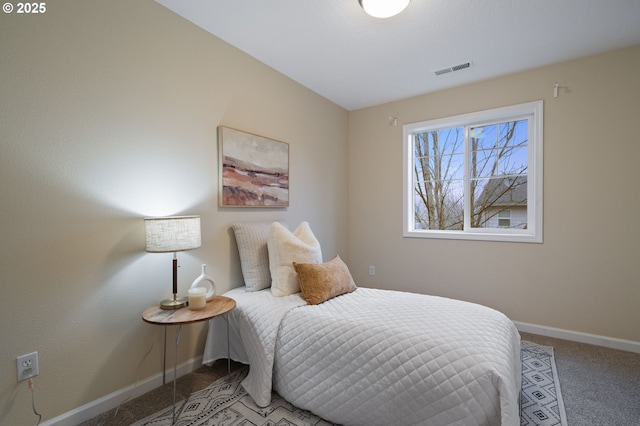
[{"x1": 218, "y1": 126, "x2": 289, "y2": 207}]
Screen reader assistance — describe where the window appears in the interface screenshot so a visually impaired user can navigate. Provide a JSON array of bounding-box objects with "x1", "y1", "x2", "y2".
[
  {"x1": 497, "y1": 210, "x2": 511, "y2": 228},
  {"x1": 403, "y1": 101, "x2": 543, "y2": 243}
]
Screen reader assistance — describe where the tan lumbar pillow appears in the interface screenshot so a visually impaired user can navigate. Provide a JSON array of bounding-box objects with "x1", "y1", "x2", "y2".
[{"x1": 293, "y1": 255, "x2": 357, "y2": 305}]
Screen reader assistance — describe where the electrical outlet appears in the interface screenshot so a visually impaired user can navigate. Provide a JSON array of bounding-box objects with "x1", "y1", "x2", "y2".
[
  {"x1": 369, "y1": 265, "x2": 375, "y2": 276},
  {"x1": 17, "y1": 352, "x2": 39, "y2": 381}
]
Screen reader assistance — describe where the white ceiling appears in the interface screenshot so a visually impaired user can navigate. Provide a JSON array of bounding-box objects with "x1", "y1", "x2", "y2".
[{"x1": 155, "y1": 0, "x2": 640, "y2": 111}]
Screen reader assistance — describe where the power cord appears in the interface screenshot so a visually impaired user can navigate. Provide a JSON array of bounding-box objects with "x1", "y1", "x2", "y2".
[
  {"x1": 27, "y1": 379, "x2": 42, "y2": 426},
  {"x1": 23, "y1": 339, "x2": 155, "y2": 426}
]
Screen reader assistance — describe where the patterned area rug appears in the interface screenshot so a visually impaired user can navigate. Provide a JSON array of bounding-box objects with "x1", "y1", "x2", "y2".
[
  {"x1": 131, "y1": 368, "x2": 334, "y2": 426},
  {"x1": 133, "y1": 341, "x2": 567, "y2": 426},
  {"x1": 520, "y1": 341, "x2": 568, "y2": 426}
]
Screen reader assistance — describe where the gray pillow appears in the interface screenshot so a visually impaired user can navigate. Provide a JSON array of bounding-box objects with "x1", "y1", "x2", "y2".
[{"x1": 232, "y1": 222, "x2": 285, "y2": 291}]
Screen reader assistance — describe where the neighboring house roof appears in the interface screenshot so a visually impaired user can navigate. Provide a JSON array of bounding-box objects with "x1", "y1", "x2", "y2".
[{"x1": 477, "y1": 176, "x2": 527, "y2": 208}]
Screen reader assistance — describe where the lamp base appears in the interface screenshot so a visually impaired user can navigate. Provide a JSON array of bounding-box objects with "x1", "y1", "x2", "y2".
[{"x1": 160, "y1": 296, "x2": 188, "y2": 310}]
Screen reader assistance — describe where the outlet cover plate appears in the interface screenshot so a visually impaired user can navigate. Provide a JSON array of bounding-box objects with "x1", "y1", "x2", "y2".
[{"x1": 17, "y1": 352, "x2": 39, "y2": 381}]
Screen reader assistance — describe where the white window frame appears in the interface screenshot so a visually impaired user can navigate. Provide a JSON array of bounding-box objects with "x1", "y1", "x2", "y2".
[{"x1": 403, "y1": 100, "x2": 543, "y2": 243}]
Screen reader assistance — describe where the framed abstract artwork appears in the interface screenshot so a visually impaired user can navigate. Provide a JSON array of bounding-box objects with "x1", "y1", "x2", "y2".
[{"x1": 218, "y1": 126, "x2": 289, "y2": 207}]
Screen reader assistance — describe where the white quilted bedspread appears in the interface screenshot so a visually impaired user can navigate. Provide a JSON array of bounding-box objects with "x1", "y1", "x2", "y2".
[{"x1": 203, "y1": 287, "x2": 521, "y2": 426}]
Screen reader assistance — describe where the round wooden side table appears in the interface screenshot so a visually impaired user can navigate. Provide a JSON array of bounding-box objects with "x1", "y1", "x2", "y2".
[{"x1": 142, "y1": 296, "x2": 236, "y2": 424}]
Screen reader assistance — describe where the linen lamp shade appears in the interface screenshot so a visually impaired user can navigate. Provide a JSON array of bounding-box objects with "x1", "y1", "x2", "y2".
[{"x1": 144, "y1": 215, "x2": 201, "y2": 309}]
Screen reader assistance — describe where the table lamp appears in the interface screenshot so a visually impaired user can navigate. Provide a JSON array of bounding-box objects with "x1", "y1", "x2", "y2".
[{"x1": 144, "y1": 215, "x2": 201, "y2": 310}]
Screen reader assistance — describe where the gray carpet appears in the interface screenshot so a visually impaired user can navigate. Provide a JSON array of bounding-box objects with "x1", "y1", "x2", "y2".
[{"x1": 521, "y1": 332, "x2": 640, "y2": 426}]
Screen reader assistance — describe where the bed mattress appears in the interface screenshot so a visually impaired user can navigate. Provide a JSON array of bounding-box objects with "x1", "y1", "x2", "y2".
[{"x1": 203, "y1": 286, "x2": 521, "y2": 426}]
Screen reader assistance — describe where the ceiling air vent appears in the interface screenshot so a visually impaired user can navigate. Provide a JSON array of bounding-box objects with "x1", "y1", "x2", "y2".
[{"x1": 433, "y1": 61, "x2": 472, "y2": 76}]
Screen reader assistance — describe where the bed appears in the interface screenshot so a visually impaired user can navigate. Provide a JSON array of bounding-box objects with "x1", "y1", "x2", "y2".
[{"x1": 202, "y1": 221, "x2": 521, "y2": 426}]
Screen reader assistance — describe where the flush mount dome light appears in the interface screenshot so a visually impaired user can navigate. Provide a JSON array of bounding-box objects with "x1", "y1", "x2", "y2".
[{"x1": 359, "y1": 0, "x2": 410, "y2": 18}]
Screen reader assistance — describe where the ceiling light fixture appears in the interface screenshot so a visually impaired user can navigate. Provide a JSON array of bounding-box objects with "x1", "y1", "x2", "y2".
[{"x1": 359, "y1": 0, "x2": 410, "y2": 18}]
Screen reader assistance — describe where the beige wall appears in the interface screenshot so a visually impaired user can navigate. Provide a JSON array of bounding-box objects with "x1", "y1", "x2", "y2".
[
  {"x1": 348, "y1": 45, "x2": 640, "y2": 343},
  {"x1": 0, "y1": 1, "x2": 348, "y2": 424},
  {"x1": 2, "y1": 0, "x2": 638, "y2": 423}
]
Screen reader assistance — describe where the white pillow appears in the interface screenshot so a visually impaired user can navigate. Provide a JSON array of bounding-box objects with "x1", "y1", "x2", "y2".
[
  {"x1": 268, "y1": 221, "x2": 323, "y2": 297},
  {"x1": 232, "y1": 222, "x2": 284, "y2": 291}
]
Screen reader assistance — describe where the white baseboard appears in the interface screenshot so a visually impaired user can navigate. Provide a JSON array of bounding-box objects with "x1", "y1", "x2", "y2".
[
  {"x1": 514, "y1": 321, "x2": 640, "y2": 354},
  {"x1": 40, "y1": 355, "x2": 203, "y2": 426}
]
